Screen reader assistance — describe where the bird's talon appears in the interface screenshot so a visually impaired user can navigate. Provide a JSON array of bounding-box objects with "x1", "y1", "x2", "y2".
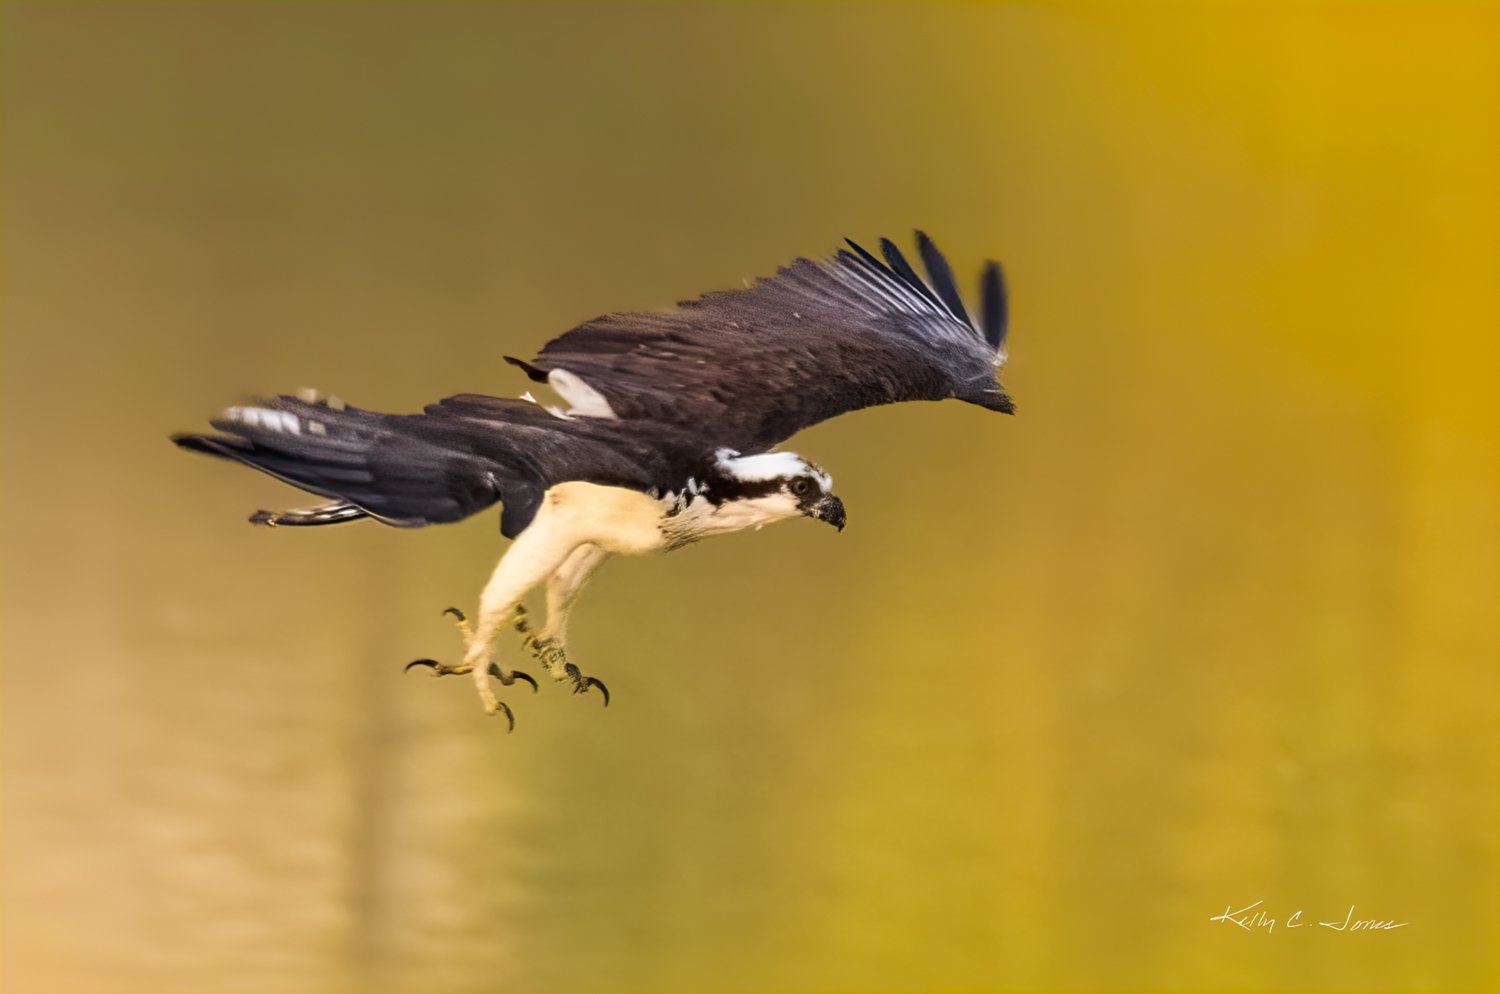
[
  {"x1": 405, "y1": 658, "x2": 474, "y2": 678},
  {"x1": 478, "y1": 692, "x2": 515, "y2": 732},
  {"x1": 442, "y1": 606, "x2": 467, "y2": 623},
  {"x1": 561, "y1": 663, "x2": 609, "y2": 705},
  {"x1": 488, "y1": 663, "x2": 539, "y2": 693}
]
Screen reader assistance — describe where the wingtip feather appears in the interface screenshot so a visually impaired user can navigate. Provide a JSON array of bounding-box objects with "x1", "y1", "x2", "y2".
[
  {"x1": 980, "y1": 260, "x2": 1008, "y2": 350},
  {"x1": 913, "y1": 230, "x2": 973, "y2": 330},
  {"x1": 878, "y1": 236, "x2": 941, "y2": 308}
]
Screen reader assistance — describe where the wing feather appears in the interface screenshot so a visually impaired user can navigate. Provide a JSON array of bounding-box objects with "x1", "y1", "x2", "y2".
[
  {"x1": 879, "y1": 237, "x2": 944, "y2": 312},
  {"x1": 521, "y1": 232, "x2": 1013, "y2": 454},
  {"x1": 914, "y1": 230, "x2": 972, "y2": 327},
  {"x1": 980, "y1": 260, "x2": 1009, "y2": 351}
]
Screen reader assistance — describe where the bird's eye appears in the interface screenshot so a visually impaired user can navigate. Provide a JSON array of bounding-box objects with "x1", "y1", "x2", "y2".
[{"x1": 789, "y1": 478, "x2": 812, "y2": 497}]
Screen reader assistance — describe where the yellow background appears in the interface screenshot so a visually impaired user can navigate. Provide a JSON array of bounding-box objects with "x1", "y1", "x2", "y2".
[{"x1": 2, "y1": 3, "x2": 1495, "y2": 992}]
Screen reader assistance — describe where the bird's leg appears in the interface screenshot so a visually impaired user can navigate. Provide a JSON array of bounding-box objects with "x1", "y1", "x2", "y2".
[
  {"x1": 514, "y1": 542, "x2": 611, "y2": 705},
  {"x1": 405, "y1": 516, "x2": 577, "y2": 727},
  {"x1": 511, "y1": 605, "x2": 563, "y2": 676}
]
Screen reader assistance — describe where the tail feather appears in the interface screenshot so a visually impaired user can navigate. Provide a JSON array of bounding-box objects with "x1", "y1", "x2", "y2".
[
  {"x1": 249, "y1": 502, "x2": 368, "y2": 527},
  {"x1": 172, "y1": 396, "x2": 504, "y2": 528}
]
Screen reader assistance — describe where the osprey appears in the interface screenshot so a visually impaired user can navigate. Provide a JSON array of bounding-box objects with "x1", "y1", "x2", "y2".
[{"x1": 174, "y1": 232, "x2": 1014, "y2": 728}]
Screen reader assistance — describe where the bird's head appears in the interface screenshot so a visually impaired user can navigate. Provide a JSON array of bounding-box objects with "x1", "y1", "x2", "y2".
[
  {"x1": 783, "y1": 469, "x2": 846, "y2": 532},
  {"x1": 714, "y1": 448, "x2": 846, "y2": 532}
]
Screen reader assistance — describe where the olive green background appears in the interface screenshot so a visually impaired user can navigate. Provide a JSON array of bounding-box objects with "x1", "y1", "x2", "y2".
[{"x1": 2, "y1": 3, "x2": 1495, "y2": 992}]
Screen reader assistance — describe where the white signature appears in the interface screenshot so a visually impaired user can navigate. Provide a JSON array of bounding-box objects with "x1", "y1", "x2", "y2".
[{"x1": 1210, "y1": 900, "x2": 1408, "y2": 934}]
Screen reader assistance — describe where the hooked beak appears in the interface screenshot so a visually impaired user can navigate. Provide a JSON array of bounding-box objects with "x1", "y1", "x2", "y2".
[{"x1": 811, "y1": 494, "x2": 846, "y2": 532}]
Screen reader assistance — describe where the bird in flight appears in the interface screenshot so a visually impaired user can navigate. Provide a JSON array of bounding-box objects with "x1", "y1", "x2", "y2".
[{"x1": 174, "y1": 232, "x2": 1015, "y2": 728}]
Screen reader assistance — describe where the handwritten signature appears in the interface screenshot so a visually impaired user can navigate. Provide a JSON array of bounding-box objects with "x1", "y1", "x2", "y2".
[{"x1": 1210, "y1": 900, "x2": 1408, "y2": 934}]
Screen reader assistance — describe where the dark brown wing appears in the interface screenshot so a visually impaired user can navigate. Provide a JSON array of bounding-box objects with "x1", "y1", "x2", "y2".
[{"x1": 508, "y1": 231, "x2": 1013, "y2": 454}]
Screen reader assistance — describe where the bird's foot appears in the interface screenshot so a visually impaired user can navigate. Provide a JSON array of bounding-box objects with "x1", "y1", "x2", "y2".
[
  {"x1": 560, "y1": 661, "x2": 610, "y2": 706},
  {"x1": 513, "y1": 605, "x2": 610, "y2": 707},
  {"x1": 403, "y1": 607, "x2": 538, "y2": 730}
]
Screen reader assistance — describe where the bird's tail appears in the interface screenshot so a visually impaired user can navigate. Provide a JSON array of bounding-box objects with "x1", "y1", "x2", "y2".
[
  {"x1": 172, "y1": 396, "x2": 504, "y2": 528},
  {"x1": 246, "y1": 501, "x2": 368, "y2": 527}
]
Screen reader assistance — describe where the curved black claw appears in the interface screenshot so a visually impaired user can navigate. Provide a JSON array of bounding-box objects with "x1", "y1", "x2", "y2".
[
  {"x1": 495, "y1": 701, "x2": 516, "y2": 733},
  {"x1": 405, "y1": 658, "x2": 441, "y2": 674},
  {"x1": 489, "y1": 663, "x2": 539, "y2": 693},
  {"x1": 442, "y1": 606, "x2": 467, "y2": 623},
  {"x1": 564, "y1": 663, "x2": 610, "y2": 707}
]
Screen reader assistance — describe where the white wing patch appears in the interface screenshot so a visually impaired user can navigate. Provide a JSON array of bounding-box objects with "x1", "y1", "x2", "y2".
[{"x1": 548, "y1": 369, "x2": 618, "y2": 420}]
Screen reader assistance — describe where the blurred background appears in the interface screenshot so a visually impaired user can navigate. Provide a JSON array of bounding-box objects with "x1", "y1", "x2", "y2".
[{"x1": 2, "y1": 3, "x2": 1495, "y2": 992}]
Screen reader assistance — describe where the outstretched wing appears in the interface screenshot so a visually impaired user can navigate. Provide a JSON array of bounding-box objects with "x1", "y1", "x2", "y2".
[{"x1": 508, "y1": 231, "x2": 1013, "y2": 455}]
